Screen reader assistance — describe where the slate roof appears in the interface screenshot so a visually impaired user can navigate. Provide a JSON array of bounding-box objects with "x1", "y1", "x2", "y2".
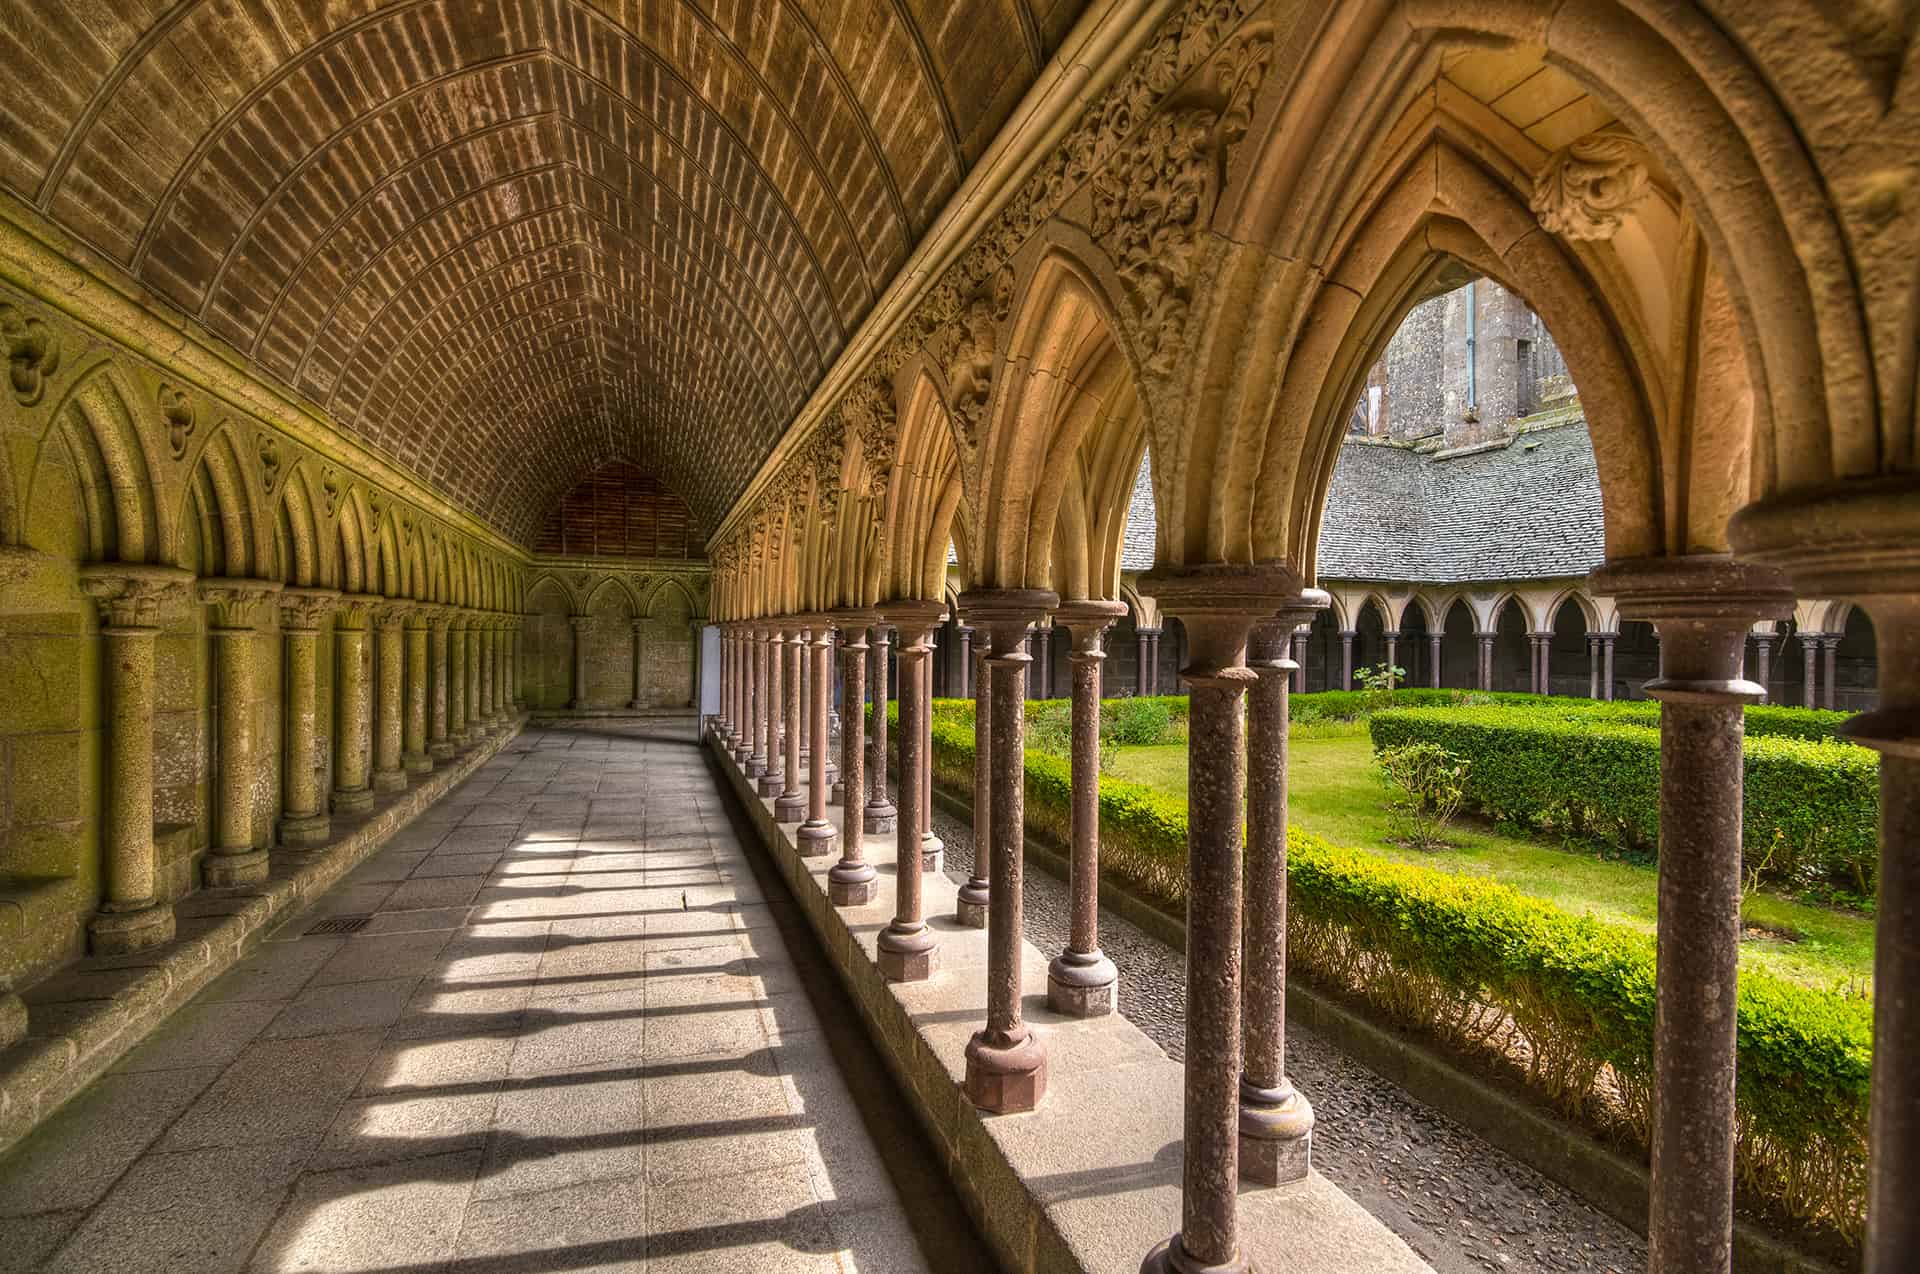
[{"x1": 1117, "y1": 419, "x2": 1606, "y2": 583}]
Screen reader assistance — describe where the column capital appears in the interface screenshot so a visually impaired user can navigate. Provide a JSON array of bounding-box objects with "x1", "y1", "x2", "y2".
[
  {"x1": 1053, "y1": 597, "x2": 1126, "y2": 657},
  {"x1": 333, "y1": 593, "x2": 377, "y2": 630},
  {"x1": 277, "y1": 585, "x2": 341, "y2": 631},
  {"x1": 1728, "y1": 475, "x2": 1920, "y2": 599},
  {"x1": 369, "y1": 599, "x2": 411, "y2": 630},
  {"x1": 630, "y1": 617, "x2": 648, "y2": 634},
  {"x1": 881, "y1": 597, "x2": 949, "y2": 649},
  {"x1": 423, "y1": 603, "x2": 454, "y2": 633},
  {"x1": 197, "y1": 577, "x2": 283, "y2": 630},
  {"x1": 955, "y1": 588, "x2": 1054, "y2": 651},
  {"x1": 1587, "y1": 554, "x2": 1794, "y2": 625},
  {"x1": 1140, "y1": 563, "x2": 1303, "y2": 676},
  {"x1": 568, "y1": 614, "x2": 592, "y2": 631},
  {"x1": 78, "y1": 563, "x2": 195, "y2": 629}
]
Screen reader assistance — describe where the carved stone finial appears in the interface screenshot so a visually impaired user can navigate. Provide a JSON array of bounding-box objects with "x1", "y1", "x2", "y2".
[{"x1": 1532, "y1": 127, "x2": 1653, "y2": 241}]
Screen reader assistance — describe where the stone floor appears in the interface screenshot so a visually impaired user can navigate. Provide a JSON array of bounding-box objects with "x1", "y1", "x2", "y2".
[{"x1": 0, "y1": 723, "x2": 941, "y2": 1273}]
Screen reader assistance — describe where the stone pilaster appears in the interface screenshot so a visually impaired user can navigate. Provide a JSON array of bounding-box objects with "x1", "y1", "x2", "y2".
[
  {"x1": 1240, "y1": 589, "x2": 1328, "y2": 1186},
  {"x1": 876, "y1": 601, "x2": 944, "y2": 983},
  {"x1": 403, "y1": 608, "x2": 432, "y2": 774},
  {"x1": 276, "y1": 587, "x2": 339, "y2": 846},
  {"x1": 446, "y1": 613, "x2": 468, "y2": 746},
  {"x1": 330, "y1": 596, "x2": 375, "y2": 815},
  {"x1": 369, "y1": 602, "x2": 408, "y2": 793},
  {"x1": 1138, "y1": 563, "x2": 1299, "y2": 1274},
  {"x1": 828, "y1": 612, "x2": 878, "y2": 904},
  {"x1": 427, "y1": 608, "x2": 454, "y2": 761},
  {"x1": 1048, "y1": 599, "x2": 1127, "y2": 1018},
  {"x1": 198, "y1": 578, "x2": 282, "y2": 887},
  {"x1": 955, "y1": 589, "x2": 1055, "y2": 1113},
  {"x1": 1589, "y1": 554, "x2": 1793, "y2": 1274},
  {"x1": 79, "y1": 565, "x2": 194, "y2": 954}
]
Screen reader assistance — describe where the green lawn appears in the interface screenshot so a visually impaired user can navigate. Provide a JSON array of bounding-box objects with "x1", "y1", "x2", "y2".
[{"x1": 1105, "y1": 722, "x2": 1876, "y2": 990}]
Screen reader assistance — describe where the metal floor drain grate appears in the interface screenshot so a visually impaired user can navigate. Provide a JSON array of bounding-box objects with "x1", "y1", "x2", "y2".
[{"x1": 306, "y1": 916, "x2": 372, "y2": 935}]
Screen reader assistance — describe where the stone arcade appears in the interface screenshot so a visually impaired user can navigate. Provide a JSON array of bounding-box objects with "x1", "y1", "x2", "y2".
[{"x1": 0, "y1": 3, "x2": 1915, "y2": 1274}]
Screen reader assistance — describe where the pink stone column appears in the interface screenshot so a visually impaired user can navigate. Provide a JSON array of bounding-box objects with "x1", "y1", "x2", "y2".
[
  {"x1": 749, "y1": 627, "x2": 771, "y2": 777},
  {"x1": 1240, "y1": 596, "x2": 1326, "y2": 1185},
  {"x1": 761, "y1": 626, "x2": 788, "y2": 799},
  {"x1": 1753, "y1": 634, "x2": 1774, "y2": 704},
  {"x1": 1048, "y1": 600, "x2": 1127, "y2": 1017},
  {"x1": 1136, "y1": 629, "x2": 1152, "y2": 695},
  {"x1": 1477, "y1": 631, "x2": 1495, "y2": 691},
  {"x1": 958, "y1": 589, "x2": 1056, "y2": 1112},
  {"x1": 1140, "y1": 564, "x2": 1297, "y2": 1274},
  {"x1": 829, "y1": 610, "x2": 878, "y2": 905},
  {"x1": 919, "y1": 622, "x2": 944, "y2": 871},
  {"x1": 798, "y1": 621, "x2": 838, "y2": 855},
  {"x1": 1590, "y1": 556, "x2": 1792, "y2": 1274},
  {"x1": 957, "y1": 626, "x2": 973, "y2": 700},
  {"x1": 1603, "y1": 634, "x2": 1617, "y2": 700},
  {"x1": 1588, "y1": 634, "x2": 1602, "y2": 700},
  {"x1": 866, "y1": 624, "x2": 897, "y2": 834},
  {"x1": 1429, "y1": 632, "x2": 1442, "y2": 688},
  {"x1": 1800, "y1": 632, "x2": 1820, "y2": 707},
  {"x1": 876, "y1": 602, "x2": 944, "y2": 981},
  {"x1": 199, "y1": 578, "x2": 281, "y2": 888},
  {"x1": 1339, "y1": 629, "x2": 1355, "y2": 689},
  {"x1": 1822, "y1": 636, "x2": 1840, "y2": 709},
  {"x1": 955, "y1": 630, "x2": 992, "y2": 927},
  {"x1": 775, "y1": 623, "x2": 807, "y2": 821},
  {"x1": 1382, "y1": 630, "x2": 1399, "y2": 688},
  {"x1": 1291, "y1": 629, "x2": 1308, "y2": 694}
]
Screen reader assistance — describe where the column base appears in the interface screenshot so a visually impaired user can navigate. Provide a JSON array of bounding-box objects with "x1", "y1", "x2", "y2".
[
  {"x1": 88, "y1": 902, "x2": 175, "y2": 956},
  {"x1": 203, "y1": 848, "x2": 270, "y2": 888},
  {"x1": 278, "y1": 811, "x2": 332, "y2": 848},
  {"x1": 403, "y1": 751, "x2": 433, "y2": 776},
  {"x1": 773, "y1": 790, "x2": 806, "y2": 822},
  {"x1": 1140, "y1": 1236, "x2": 1249, "y2": 1274},
  {"x1": 332, "y1": 785, "x2": 376, "y2": 816},
  {"x1": 963, "y1": 1027, "x2": 1047, "y2": 1113},
  {"x1": 0, "y1": 993, "x2": 24, "y2": 1049},
  {"x1": 1047, "y1": 949, "x2": 1119, "y2": 1017},
  {"x1": 876, "y1": 923, "x2": 939, "y2": 982},
  {"x1": 823, "y1": 762, "x2": 839, "y2": 791},
  {"x1": 1238, "y1": 1082, "x2": 1315, "y2": 1185},
  {"x1": 828, "y1": 861, "x2": 876, "y2": 906},
  {"x1": 568, "y1": 700, "x2": 588, "y2": 711},
  {"x1": 828, "y1": 780, "x2": 844, "y2": 806},
  {"x1": 920, "y1": 834, "x2": 943, "y2": 873},
  {"x1": 864, "y1": 800, "x2": 896, "y2": 835},
  {"x1": 429, "y1": 741, "x2": 455, "y2": 762},
  {"x1": 956, "y1": 879, "x2": 989, "y2": 927},
  {"x1": 372, "y1": 768, "x2": 408, "y2": 794},
  {"x1": 627, "y1": 699, "x2": 647, "y2": 710},
  {"x1": 747, "y1": 757, "x2": 768, "y2": 780},
  {"x1": 758, "y1": 773, "x2": 783, "y2": 798},
  {"x1": 796, "y1": 819, "x2": 837, "y2": 856}
]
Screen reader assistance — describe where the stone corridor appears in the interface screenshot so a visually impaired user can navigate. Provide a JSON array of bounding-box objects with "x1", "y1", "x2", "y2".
[{"x1": 0, "y1": 724, "x2": 940, "y2": 1273}]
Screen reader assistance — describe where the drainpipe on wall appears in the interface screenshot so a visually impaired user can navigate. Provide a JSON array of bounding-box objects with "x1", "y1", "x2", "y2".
[{"x1": 1464, "y1": 279, "x2": 1478, "y2": 421}]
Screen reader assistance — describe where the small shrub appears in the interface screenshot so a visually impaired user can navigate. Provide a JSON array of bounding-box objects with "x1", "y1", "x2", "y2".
[
  {"x1": 1103, "y1": 695, "x2": 1175, "y2": 746},
  {"x1": 1377, "y1": 741, "x2": 1469, "y2": 850}
]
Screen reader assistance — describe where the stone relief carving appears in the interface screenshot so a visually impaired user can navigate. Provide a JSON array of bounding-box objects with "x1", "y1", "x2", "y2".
[
  {"x1": 321, "y1": 467, "x2": 342, "y2": 517},
  {"x1": 942, "y1": 265, "x2": 1016, "y2": 448},
  {"x1": 258, "y1": 433, "x2": 283, "y2": 493},
  {"x1": 1531, "y1": 127, "x2": 1653, "y2": 241},
  {"x1": 157, "y1": 384, "x2": 195, "y2": 459},
  {"x1": 1, "y1": 302, "x2": 62, "y2": 407}
]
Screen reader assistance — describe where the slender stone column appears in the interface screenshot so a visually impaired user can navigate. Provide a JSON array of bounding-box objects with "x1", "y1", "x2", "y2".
[
  {"x1": 829, "y1": 610, "x2": 878, "y2": 904},
  {"x1": 687, "y1": 619, "x2": 701, "y2": 709},
  {"x1": 1752, "y1": 633, "x2": 1774, "y2": 704},
  {"x1": 466, "y1": 618, "x2": 483, "y2": 734},
  {"x1": 1382, "y1": 630, "x2": 1399, "y2": 688},
  {"x1": 1590, "y1": 557, "x2": 1791, "y2": 1274},
  {"x1": 957, "y1": 626, "x2": 973, "y2": 699},
  {"x1": 1137, "y1": 629, "x2": 1152, "y2": 694},
  {"x1": 370, "y1": 603, "x2": 407, "y2": 793},
  {"x1": 919, "y1": 623, "x2": 944, "y2": 870},
  {"x1": 1822, "y1": 635, "x2": 1840, "y2": 709},
  {"x1": 775, "y1": 624, "x2": 807, "y2": 820},
  {"x1": 866, "y1": 624, "x2": 897, "y2": 833},
  {"x1": 1292, "y1": 630, "x2": 1308, "y2": 694},
  {"x1": 628, "y1": 618, "x2": 648, "y2": 709},
  {"x1": 748, "y1": 627, "x2": 770, "y2": 776},
  {"x1": 1139, "y1": 564, "x2": 1296, "y2": 1274},
  {"x1": 733, "y1": 630, "x2": 753, "y2": 758},
  {"x1": 278, "y1": 588, "x2": 340, "y2": 847},
  {"x1": 481, "y1": 618, "x2": 500, "y2": 728},
  {"x1": 331, "y1": 598, "x2": 375, "y2": 815},
  {"x1": 956, "y1": 630, "x2": 992, "y2": 927},
  {"x1": 798, "y1": 620, "x2": 838, "y2": 854},
  {"x1": 1603, "y1": 634, "x2": 1617, "y2": 700},
  {"x1": 403, "y1": 610, "x2": 432, "y2": 775},
  {"x1": 1799, "y1": 632, "x2": 1819, "y2": 707},
  {"x1": 796, "y1": 627, "x2": 810, "y2": 765},
  {"x1": 1150, "y1": 631, "x2": 1163, "y2": 694},
  {"x1": 821, "y1": 627, "x2": 839, "y2": 792},
  {"x1": 508, "y1": 622, "x2": 522, "y2": 709},
  {"x1": 1428, "y1": 632, "x2": 1442, "y2": 688},
  {"x1": 1476, "y1": 631, "x2": 1495, "y2": 690},
  {"x1": 492, "y1": 619, "x2": 509, "y2": 723},
  {"x1": 1049, "y1": 600, "x2": 1127, "y2": 1018},
  {"x1": 1339, "y1": 629, "x2": 1355, "y2": 689},
  {"x1": 78, "y1": 566, "x2": 193, "y2": 954},
  {"x1": 1240, "y1": 592, "x2": 1326, "y2": 1185},
  {"x1": 199, "y1": 579, "x2": 281, "y2": 888},
  {"x1": 761, "y1": 626, "x2": 788, "y2": 799},
  {"x1": 447, "y1": 615, "x2": 468, "y2": 746},
  {"x1": 428, "y1": 610, "x2": 454, "y2": 761},
  {"x1": 568, "y1": 614, "x2": 590, "y2": 710},
  {"x1": 717, "y1": 629, "x2": 734, "y2": 739},
  {"x1": 876, "y1": 601, "x2": 944, "y2": 982}
]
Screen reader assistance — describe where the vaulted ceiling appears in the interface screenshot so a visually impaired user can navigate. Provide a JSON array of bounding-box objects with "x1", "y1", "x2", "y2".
[{"x1": 0, "y1": 0, "x2": 1086, "y2": 541}]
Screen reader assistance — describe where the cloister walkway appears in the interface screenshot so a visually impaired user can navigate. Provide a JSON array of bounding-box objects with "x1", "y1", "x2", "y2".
[{"x1": 0, "y1": 723, "x2": 949, "y2": 1273}]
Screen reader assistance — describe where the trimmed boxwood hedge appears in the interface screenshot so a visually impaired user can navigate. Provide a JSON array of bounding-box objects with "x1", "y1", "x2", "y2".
[
  {"x1": 893, "y1": 696, "x2": 1871, "y2": 1235},
  {"x1": 1367, "y1": 706, "x2": 1880, "y2": 896}
]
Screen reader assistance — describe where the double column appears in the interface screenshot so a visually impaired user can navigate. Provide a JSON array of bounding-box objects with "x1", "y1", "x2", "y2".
[
  {"x1": 1138, "y1": 563, "x2": 1301, "y2": 1274},
  {"x1": 1046, "y1": 600, "x2": 1127, "y2": 1017},
  {"x1": 866, "y1": 624, "x2": 898, "y2": 833},
  {"x1": 1590, "y1": 556, "x2": 1791, "y2": 1274},
  {"x1": 759, "y1": 625, "x2": 786, "y2": 798},
  {"x1": 774, "y1": 622, "x2": 806, "y2": 819},
  {"x1": 875, "y1": 601, "x2": 944, "y2": 983},
  {"x1": 78, "y1": 565, "x2": 195, "y2": 955},
  {"x1": 956, "y1": 590, "x2": 1054, "y2": 1113},
  {"x1": 199, "y1": 579, "x2": 282, "y2": 887}
]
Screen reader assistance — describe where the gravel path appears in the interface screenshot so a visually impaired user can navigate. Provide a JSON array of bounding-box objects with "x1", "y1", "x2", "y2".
[{"x1": 921, "y1": 797, "x2": 1647, "y2": 1274}]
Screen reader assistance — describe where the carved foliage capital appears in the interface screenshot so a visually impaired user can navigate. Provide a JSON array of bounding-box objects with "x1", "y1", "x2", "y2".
[
  {"x1": 278, "y1": 586, "x2": 341, "y2": 632},
  {"x1": 1531, "y1": 126, "x2": 1653, "y2": 241},
  {"x1": 79, "y1": 564, "x2": 195, "y2": 629},
  {"x1": 199, "y1": 578, "x2": 284, "y2": 630}
]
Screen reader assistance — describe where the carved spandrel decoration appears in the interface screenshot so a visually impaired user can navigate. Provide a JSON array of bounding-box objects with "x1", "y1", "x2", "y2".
[
  {"x1": 1, "y1": 302, "x2": 62, "y2": 407},
  {"x1": 1531, "y1": 127, "x2": 1654, "y2": 241},
  {"x1": 158, "y1": 384, "x2": 195, "y2": 460}
]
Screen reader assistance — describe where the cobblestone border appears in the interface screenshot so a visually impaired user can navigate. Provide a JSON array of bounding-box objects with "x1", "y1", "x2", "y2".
[{"x1": 0, "y1": 716, "x2": 527, "y2": 1151}]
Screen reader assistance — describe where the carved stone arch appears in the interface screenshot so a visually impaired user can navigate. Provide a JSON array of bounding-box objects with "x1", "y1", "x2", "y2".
[
  {"x1": 39, "y1": 359, "x2": 164, "y2": 564},
  {"x1": 181, "y1": 426, "x2": 258, "y2": 578},
  {"x1": 335, "y1": 487, "x2": 372, "y2": 595},
  {"x1": 1489, "y1": 589, "x2": 1537, "y2": 633},
  {"x1": 1118, "y1": 578, "x2": 1162, "y2": 632},
  {"x1": 583, "y1": 574, "x2": 639, "y2": 618},
  {"x1": 1544, "y1": 585, "x2": 1603, "y2": 633},
  {"x1": 372, "y1": 508, "x2": 404, "y2": 598},
  {"x1": 646, "y1": 576, "x2": 701, "y2": 622},
  {"x1": 972, "y1": 249, "x2": 1147, "y2": 592},
  {"x1": 884, "y1": 371, "x2": 967, "y2": 603},
  {"x1": 275, "y1": 462, "x2": 321, "y2": 588}
]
